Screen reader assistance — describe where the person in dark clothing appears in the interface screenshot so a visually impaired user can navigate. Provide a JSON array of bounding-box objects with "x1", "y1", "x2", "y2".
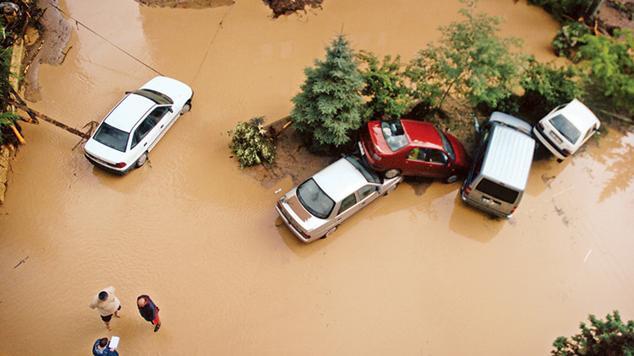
[
  {"x1": 137, "y1": 295, "x2": 161, "y2": 332},
  {"x1": 92, "y1": 337, "x2": 119, "y2": 356}
]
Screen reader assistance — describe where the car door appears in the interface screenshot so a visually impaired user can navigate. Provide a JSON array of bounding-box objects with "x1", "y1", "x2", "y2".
[
  {"x1": 404, "y1": 147, "x2": 449, "y2": 178},
  {"x1": 130, "y1": 114, "x2": 159, "y2": 158},
  {"x1": 357, "y1": 184, "x2": 379, "y2": 207},
  {"x1": 145, "y1": 106, "x2": 172, "y2": 151},
  {"x1": 334, "y1": 193, "x2": 358, "y2": 225}
]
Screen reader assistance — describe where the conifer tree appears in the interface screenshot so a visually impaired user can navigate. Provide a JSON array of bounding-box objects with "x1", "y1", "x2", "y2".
[{"x1": 291, "y1": 35, "x2": 364, "y2": 151}]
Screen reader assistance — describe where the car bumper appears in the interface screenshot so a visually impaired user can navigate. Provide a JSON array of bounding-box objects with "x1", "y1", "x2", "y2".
[
  {"x1": 460, "y1": 190, "x2": 512, "y2": 219},
  {"x1": 533, "y1": 126, "x2": 569, "y2": 161},
  {"x1": 275, "y1": 203, "x2": 314, "y2": 243},
  {"x1": 84, "y1": 153, "x2": 130, "y2": 175}
]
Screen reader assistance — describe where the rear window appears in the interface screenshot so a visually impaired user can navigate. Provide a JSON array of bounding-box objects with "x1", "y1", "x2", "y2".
[
  {"x1": 297, "y1": 179, "x2": 335, "y2": 219},
  {"x1": 381, "y1": 121, "x2": 409, "y2": 151},
  {"x1": 550, "y1": 114, "x2": 580, "y2": 143},
  {"x1": 476, "y1": 178, "x2": 519, "y2": 204},
  {"x1": 93, "y1": 123, "x2": 129, "y2": 152}
]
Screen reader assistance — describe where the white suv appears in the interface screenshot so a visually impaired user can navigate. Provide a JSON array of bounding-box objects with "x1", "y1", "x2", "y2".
[
  {"x1": 533, "y1": 99, "x2": 600, "y2": 161},
  {"x1": 84, "y1": 76, "x2": 193, "y2": 174}
]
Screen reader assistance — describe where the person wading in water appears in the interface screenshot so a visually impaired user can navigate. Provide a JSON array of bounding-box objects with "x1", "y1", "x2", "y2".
[
  {"x1": 137, "y1": 295, "x2": 161, "y2": 332},
  {"x1": 89, "y1": 287, "x2": 121, "y2": 330}
]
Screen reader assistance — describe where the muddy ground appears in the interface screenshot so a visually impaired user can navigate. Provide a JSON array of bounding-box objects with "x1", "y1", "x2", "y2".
[{"x1": 0, "y1": 0, "x2": 633, "y2": 355}]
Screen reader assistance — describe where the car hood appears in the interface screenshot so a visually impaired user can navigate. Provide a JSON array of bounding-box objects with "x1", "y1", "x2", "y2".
[
  {"x1": 445, "y1": 132, "x2": 470, "y2": 171},
  {"x1": 141, "y1": 76, "x2": 192, "y2": 103},
  {"x1": 84, "y1": 138, "x2": 126, "y2": 165}
]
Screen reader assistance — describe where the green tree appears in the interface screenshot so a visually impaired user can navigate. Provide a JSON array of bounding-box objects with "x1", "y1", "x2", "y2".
[
  {"x1": 291, "y1": 34, "x2": 364, "y2": 151},
  {"x1": 578, "y1": 29, "x2": 634, "y2": 114},
  {"x1": 357, "y1": 51, "x2": 413, "y2": 121},
  {"x1": 228, "y1": 117, "x2": 276, "y2": 168},
  {"x1": 406, "y1": 0, "x2": 525, "y2": 111},
  {"x1": 552, "y1": 22, "x2": 592, "y2": 60},
  {"x1": 552, "y1": 311, "x2": 634, "y2": 355},
  {"x1": 520, "y1": 57, "x2": 584, "y2": 118}
]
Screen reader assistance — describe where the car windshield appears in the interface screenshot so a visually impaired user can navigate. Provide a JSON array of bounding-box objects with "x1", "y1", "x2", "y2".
[
  {"x1": 381, "y1": 121, "x2": 409, "y2": 151},
  {"x1": 93, "y1": 123, "x2": 129, "y2": 152},
  {"x1": 550, "y1": 114, "x2": 580, "y2": 143},
  {"x1": 345, "y1": 156, "x2": 380, "y2": 184},
  {"x1": 437, "y1": 129, "x2": 455, "y2": 161},
  {"x1": 133, "y1": 89, "x2": 173, "y2": 105},
  {"x1": 296, "y1": 179, "x2": 335, "y2": 219}
]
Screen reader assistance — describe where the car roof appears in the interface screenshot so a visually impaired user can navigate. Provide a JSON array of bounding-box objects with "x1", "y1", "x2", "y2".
[
  {"x1": 312, "y1": 158, "x2": 369, "y2": 202},
  {"x1": 400, "y1": 119, "x2": 443, "y2": 149},
  {"x1": 103, "y1": 94, "x2": 155, "y2": 132},
  {"x1": 481, "y1": 124, "x2": 535, "y2": 191},
  {"x1": 558, "y1": 99, "x2": 600, "y2": 131}
]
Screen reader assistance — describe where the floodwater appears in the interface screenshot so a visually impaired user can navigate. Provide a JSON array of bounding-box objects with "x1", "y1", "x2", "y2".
[{"x1": 0, "y1": 0, "x2": 633, "y2": 355}]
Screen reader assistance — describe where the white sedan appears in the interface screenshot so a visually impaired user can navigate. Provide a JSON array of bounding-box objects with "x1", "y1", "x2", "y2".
[{"x1": 84, "y1": 76, "x2": 193, "y2": 174}]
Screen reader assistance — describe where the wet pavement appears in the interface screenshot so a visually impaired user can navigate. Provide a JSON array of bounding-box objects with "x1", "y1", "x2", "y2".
[{"x1": 0, "y1": 0, "x2": 633, "y2": 355}]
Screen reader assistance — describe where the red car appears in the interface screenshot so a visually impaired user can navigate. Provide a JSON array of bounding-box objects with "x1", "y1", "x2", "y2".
[{"x1": 359, "y1": 119, "x2": 470, "y2": 183}]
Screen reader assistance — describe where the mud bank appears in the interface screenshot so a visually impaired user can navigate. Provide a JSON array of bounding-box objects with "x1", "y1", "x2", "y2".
[
  {"x1": 134, "y1": 0, "x2": 234, "y2": 9},
  {"x1": 1, "y1": 1, "x2": 633, "y2": 355},
  {"x1": 23, "y1": 0, "x2": 70, "y2": 101}
]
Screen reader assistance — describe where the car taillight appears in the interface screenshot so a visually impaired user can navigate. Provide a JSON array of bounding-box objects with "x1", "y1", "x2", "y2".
[
  {"x1": 115, "y1": 162, "x2": 126, "y2": 168},
  {"x1": 464, "y1": 186, "x2": 472, "y2": 195},
  {"x1": 371, "y1": 152, "x2": 381, "y2": 161},
  {"x1": 510, "y1": 206, "x2": 517, "y2": 214}
]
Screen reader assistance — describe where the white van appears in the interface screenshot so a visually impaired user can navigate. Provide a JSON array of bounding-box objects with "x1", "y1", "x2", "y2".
[
  {"x1": 460, "y1": 112, "x2": 536, "y2": 218},
  {"x1": 533, "y1": 99, "x2": 600, "y2": 161}
]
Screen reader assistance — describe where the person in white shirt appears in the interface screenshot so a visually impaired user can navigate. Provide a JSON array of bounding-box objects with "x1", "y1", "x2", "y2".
[{"x1": 89, "y1": 286, "x2": 121, "y2": 330}]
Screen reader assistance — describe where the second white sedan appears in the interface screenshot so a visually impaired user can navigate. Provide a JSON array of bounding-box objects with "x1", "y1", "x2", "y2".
[{"x1": 84, "y1": 76, "x2": 193, "y2": 174}]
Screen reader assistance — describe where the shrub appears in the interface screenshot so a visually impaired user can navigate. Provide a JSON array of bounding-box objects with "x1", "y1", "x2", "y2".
[
  {"x1": 520, "y1": 58, "x2": 584, "y2": 118},
  {"x1": 291, "y1": 34, "x2": 364, "y2": 152},
  {"x1": 406, "y1": 0, "x2": 525, "y2": 111},
  {"x1": 0, "y1": 112, "x2": 20, "y2": 145},
  {"x1": 528, "y1": 0, "x2": 598, "y2": 21},
  {"x1": 357, "y1": 51, "x2": 413, "y2": 121},
  {"x1": 228, "y1": 117, "x2": 276, "y2": 168},
  {"x1": 552, "y1": 311, "x2": 634, "y2": 355},
  {"x1": 578, "y1": 29, "x2": 634, "y2": 114},
  {"x1": 552, "y1": 22, "x2": 592, "y2": 60}
]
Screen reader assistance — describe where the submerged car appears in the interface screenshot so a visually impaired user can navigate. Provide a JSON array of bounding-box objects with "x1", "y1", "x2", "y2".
[
  {"x1": 275, "y1": 155, "x2": 402, "y2": 243},
  {"x1": 359, "y1": 119, "x2": 470, "y2": 183},
  {"x1": 533, "y1": 99, "x2": 600, "y2": 161},
  {"x1": 84, "y1": 76, "x2": 193, "y2": 174},
  {"x1": 461, "y1": 112, "x2": 535, "y2": 218}
]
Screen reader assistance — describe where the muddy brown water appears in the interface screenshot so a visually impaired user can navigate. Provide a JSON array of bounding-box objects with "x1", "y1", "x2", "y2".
[{"x1": 1, "y1": 1, "x2": 633, "y2": 355}]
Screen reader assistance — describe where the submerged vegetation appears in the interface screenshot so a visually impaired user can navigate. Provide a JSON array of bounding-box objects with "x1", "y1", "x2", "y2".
[
  {"x1": 228, "y1": 117, "x2": 276, "y2": 168},
  {"x1": 552, "y1": 311, "x2": 634, "y2": 356}
]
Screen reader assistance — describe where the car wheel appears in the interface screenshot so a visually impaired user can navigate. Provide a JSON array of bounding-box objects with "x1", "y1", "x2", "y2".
[
  {"x1": 321, "y1": 226, "x2": 337, "y2": 239},
  {"x1": 384, "y1": 169, "x2": 401, "y2": 179},
  {"x1": 180, "y1": 100, "x2": 192, "y2": 115},
  {"x1": 445, "y1": 174, "x2": 458, "y2": 184},
  {"x1": 136, "y1": 152, "x2": 148, "y2": 168}
]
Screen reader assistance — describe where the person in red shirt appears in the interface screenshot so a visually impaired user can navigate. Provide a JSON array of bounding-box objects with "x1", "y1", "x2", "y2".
[{"x1": 137, "y1": 295, "x2": 161, "y2": 332}]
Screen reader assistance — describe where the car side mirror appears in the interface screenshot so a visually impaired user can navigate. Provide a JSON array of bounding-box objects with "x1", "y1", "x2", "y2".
[{"x1": 168, "y1": 107, "x2": 173, "y2": 113}]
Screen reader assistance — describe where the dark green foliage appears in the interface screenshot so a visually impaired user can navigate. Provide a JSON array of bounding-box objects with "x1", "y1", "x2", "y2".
[
  {"x1": 291, "y1": 35, "x2": 364, "y2": 151},
  {"x1": 520, "y1": 58, "x2": 584, "y2": 118},
  {"x1": 552, "y1": 22, "x2": 592, "y2": 60},
  {"x1": 578, "y1": 30, "x2": 634, "y2": 114},
  {"x1": 357, "y1": 51, "x2": 413, "y2": 121},
  {"x1": 552, "y1": 311, "x2": 634, "y2": 355},
  {"x1": 0, "y1": 44, "x2": 12, "y2": 108},
  {"x1": 228, "y1": 117, "x2": 276, "y2": 168},
  {"x1": 0, "y1": 112, "x2": 20, "y2": 145},
  {"x1": 528, "y1": 0, "x2": 599, "y2": 20},
  {"x1": 406, "y1": 0, "x2": 525, "y2": 111}
]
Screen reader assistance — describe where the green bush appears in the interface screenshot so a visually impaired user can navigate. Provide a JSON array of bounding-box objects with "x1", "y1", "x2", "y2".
[
  {"x1": 578, "y1": 29, "x2": 634, "y2": 114},
  {"x1": 228, "y1": 117, "x2": 276, "y2": 168},
  {"x1": 552, "y1": 22, "x2": 592, "y2": 60},
  {"x1": 0, "y1": 112, "x2": 20, "y2": 145},
  {"x1": 520, "y1": 58, "x2": 584, "y2": 118},
  {"x1": 291, "y1": 34, "x2": 364, "y2": 152},
  {"x1": 357, "y1": 51, "x2": 413, "y2": 121},
  {"x1": 528, "y1": 0, "x2": 598, "y2": 21},
  {"x1": 552, "y1": 311, "x2": 634, "y2": 355},
  {"x1": 406, "y1": 0, "x2": 525, "y2": 111}
]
